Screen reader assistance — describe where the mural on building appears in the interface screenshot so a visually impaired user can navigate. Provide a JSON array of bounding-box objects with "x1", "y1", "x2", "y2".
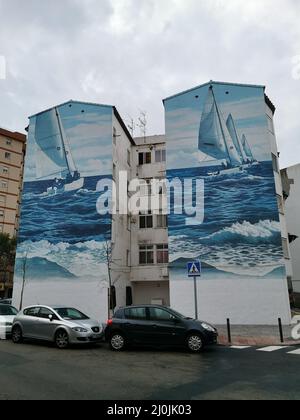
[
  {"x1": 13, "y1": 102, "x2": 113, "y2": 320},
  {"x1": 165, "y1": 82, "x2": 285, "y2": 283}
]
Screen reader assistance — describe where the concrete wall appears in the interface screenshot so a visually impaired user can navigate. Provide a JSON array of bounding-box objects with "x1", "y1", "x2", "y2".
[{"x1": 284, "y1": 164, "x2": 300, "y2": 293}]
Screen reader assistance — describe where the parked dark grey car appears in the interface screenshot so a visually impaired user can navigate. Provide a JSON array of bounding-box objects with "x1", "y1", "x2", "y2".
[
  {"x1": 105, "y1": 305, "x2": 218, "y2": 352},
  {"x1": 12, "y1": 305, "x2": 104, "y2": 349}
]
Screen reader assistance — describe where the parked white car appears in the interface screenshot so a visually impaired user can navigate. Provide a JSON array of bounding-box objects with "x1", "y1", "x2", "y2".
[{"x1": 0, "y1": 304, "x2": 18, "y2": 339}]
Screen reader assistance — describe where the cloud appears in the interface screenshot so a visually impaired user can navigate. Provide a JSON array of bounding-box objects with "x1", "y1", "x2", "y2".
[{"x1": 0, "y1": 0, "x2": 299, "y2": 168}]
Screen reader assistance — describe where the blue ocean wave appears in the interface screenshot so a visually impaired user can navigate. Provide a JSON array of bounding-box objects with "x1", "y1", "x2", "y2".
[
  {"x1": 19, "y1": 175, "x2": 111, "y2": 244},
  {"x1": 201, "y1": 220, "x2": 281, "y2": 245}
]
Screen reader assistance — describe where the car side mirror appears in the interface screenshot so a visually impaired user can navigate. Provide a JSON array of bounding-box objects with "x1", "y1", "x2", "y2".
[{"x1": 48, "y1": 314, "x2": 54, "y2": 322}]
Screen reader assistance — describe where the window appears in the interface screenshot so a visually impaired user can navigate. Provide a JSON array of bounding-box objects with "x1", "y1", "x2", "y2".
[
  {"x1": 157, "y1": 214, "x2": 167, "y2": 229},
  {"x1": 155, "y1": 149, "x2": 166, "y2": 163},
  {"x1": 277, "y1": 195, "x2": 284, "y2": 214},
  {"x1": 124, "y1": 307, "x2": 147, "y2": 321},
  {"x1": 149, "y1": 308, "x2": 173, "y2": 322},
  {"x1": 1, "y1": 181, "x2": 8, "y2": 190},
  {"x1": 0, "y1": 195, "x2": 5, "y2": 204},
  {"x1": 139, "y1": 211, "x2": 153, "y2": 229},
  {"x1": 24, "y1": 307, "x2": 40, "y2": 317},
  {"x1": 127, "y1": 149, "x2": 131, "y2": 167},
  {"x1": 1, "y1": 166, "x2": 9, "y2": 175},
  {"x1": 0, "y1": 210, "x2": 4, "y2": 219},
  {"x1": 6, "y1": 139, "x2": 12, "y2": 146},
  {"x1": 5, "y1": 152, "x2": 11, "y2": 160},
  {"x1": 157, "y1": 244, "x2": 169, "y2": 264},
  {"x1": 139, "y1": 152, "x2": 151, "y2": 166},
  {"x1": 38, "y1": 307, "x2": 56, "y2": 319},
  {"x1": 282, "y1": 238, "x2": 290, "y2": 259},
  {"x1": 272, "y1": 153, "x2": 279, "y2": 173},
  {"x1": 55, "y1": 308, "x2": 89, "y2": 320},
  {"x1": 139, "y1": 245, "x2": 154, "y2": 265}
]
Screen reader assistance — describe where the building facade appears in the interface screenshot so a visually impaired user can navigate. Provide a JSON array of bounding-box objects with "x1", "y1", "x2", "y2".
[
  {"x1": 13, "y1": 81, "x2": 293, "y2": 325},
  {"x1": 0, "y1": 127, "x2": 26, "y2": 298},
  {"x1": 164, "y1": 81, "x2": 291, "y2": 325},
  {"x1": 281, "y1": 164, "x2": 300, "y2": 307}
]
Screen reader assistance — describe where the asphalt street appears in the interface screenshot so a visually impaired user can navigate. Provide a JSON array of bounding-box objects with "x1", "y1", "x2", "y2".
[{"x1": 0, "y1": 340, "x2": 299, "y2": 400}]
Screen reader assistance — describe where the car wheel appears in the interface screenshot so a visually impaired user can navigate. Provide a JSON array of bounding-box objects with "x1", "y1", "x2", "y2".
[
  {"x1": 12, "y1": 326, "x2": 23, "y2": 344},
  {"x1": 186, "y1": 333, "x2": 204, "y2": 353},
  {"x1": 110, "y1": 332, "x2": 126, "y2": 351},
  {"x1": 55, "y1": 330, "x2": 69, "y2": 349}
]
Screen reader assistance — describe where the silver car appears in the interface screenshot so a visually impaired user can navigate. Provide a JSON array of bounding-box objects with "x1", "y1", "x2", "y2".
[
  {"x1": 0, "y1": 304, "x2": 18, "y2": 338},
  {"x1": 12, "y1": 305, "x2": 104, "y2": 349}
]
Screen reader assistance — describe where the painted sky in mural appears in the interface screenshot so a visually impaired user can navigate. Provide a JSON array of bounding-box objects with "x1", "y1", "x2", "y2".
[
  {"x1": 13, "y1": 102, "x2": 112, "y2": 320},
  {"x1": 165, "y1": 82, "x2": 285, "y2": 280}
]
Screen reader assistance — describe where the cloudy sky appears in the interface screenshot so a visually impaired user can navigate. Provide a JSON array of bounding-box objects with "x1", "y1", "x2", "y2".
[{"x1": 0, "y1": 0, "x2": 299, "y2": 168}]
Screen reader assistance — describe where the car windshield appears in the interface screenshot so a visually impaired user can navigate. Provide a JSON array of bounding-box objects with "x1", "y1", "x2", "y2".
[
  {"x1": 55, "y1": 308, "x2": 89, "y2": 320},
  {"x1": 0, "y1": 305, "x2": 18, "y2": 316}
]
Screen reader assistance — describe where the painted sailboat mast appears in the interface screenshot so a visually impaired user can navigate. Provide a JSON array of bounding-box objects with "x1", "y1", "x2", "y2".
[
  {"x1": 210, "y1": 86, "x2": 232, "y2": 167},
  {"x1": 55, "y1": 107, "x2": 77, "y2": 176}
]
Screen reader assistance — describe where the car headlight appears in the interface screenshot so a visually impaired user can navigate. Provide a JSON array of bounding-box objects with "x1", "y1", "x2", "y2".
[
  {"x1": 201, "y1": 323, "x2": 216, "y2": 333},
  {"x1": 72, "y1": 327, "x2": 89, "y2": 333}
]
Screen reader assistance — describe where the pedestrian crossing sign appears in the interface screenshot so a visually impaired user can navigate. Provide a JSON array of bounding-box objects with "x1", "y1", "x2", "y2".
[{"x1": 187, "y1": 261, "x2": 202, "y2": 277}]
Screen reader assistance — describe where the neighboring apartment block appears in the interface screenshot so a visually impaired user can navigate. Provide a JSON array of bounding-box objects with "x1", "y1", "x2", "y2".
[{"x1": 0, "y1": 127, "x2": 26, "y2": 297}]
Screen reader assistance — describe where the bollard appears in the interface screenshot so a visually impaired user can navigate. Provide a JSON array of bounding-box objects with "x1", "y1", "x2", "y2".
[
  {"x1": 278, "y1": 318, "x2": 284, "y2": 344},
  {"x1": 227, "y1": 318, "x2": 232, "y2": 345}
]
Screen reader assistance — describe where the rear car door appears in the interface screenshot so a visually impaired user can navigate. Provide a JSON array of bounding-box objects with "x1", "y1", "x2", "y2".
[
  {"x1": 21, "y1": 307, "x2": 41, "y2": 337},
  {"x1": 148, "y1": 307, "x2": 186, "y2": 346},
  {"x1": 122, "y1": 307, "x2": 154, "y2": 344}
]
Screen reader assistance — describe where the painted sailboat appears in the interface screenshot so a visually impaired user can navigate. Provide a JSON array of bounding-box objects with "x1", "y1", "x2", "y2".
[
  {"x1": 35, "y1": 107, "x2": 84, "y2": 195},
  {"x1": 198, "y1": 86, "x2": 259, "y2": 176}
]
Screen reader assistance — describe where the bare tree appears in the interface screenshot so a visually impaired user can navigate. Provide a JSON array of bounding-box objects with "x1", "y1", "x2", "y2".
[
  {"x1": 103, "y1": 239, "x2": 114, "y2": 318},
  {"x1": 138, "y1": 110, "x2": 147, "y2": 143},
  {"x1": 127, "y1": 116, "x2": 136, "y2": 138}
]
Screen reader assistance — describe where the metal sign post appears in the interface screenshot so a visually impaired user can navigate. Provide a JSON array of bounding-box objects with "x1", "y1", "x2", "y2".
[{"x1": 187, "y1": 261, "x2": 202, "y2": 320}]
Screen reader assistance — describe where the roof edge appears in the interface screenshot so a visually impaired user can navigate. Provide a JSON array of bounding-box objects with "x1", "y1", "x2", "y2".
[
  {"x1": 113, "y1": 107, "x2": 135, "y2": 146},
  {"x1": 163, "y1": 80, "x2": 266, "y2": 103},
  {"x1": 0, "y1": 127, "x2": 26, "y2": 142},
  {"x1": 29, "y1": 100, "x2": 114, "y2": 119}
]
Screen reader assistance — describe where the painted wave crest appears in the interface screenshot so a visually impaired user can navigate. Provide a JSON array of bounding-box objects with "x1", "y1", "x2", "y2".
[
  {"x1": 202, "y1": 220, "x2": 281, "y2": 245},
  {"x1": 16, "y1": 240, "x2": 108, "y2": 279}
]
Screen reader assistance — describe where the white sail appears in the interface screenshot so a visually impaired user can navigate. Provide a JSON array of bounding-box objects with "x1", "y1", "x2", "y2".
[
  {"x1": 226, "y1": 114, "x2": 248, "y2": 164},
  {"x1": 198, "y1": 88, "x2": 229, "y2": 161},
  {"x1": 35, "y1": 109, "x2": 69, "y2": 172},
  {"x1": 242, "y1": 134, "x2": 254, "y2": 162},
  {"x1": 35, "y1": 107, "x2": 78, "y2": 179},
  {"x1": 199, "y1": 87, "x2": 242, "y2": 167},
  {"x1": 220, "y1": 116, "x2": 242, "y2": 167}
]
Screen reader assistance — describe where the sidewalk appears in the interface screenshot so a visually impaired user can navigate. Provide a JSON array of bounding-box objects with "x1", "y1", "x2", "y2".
[{"x1": 216, "y1": 325, "x2": 300, "y2": 347}]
